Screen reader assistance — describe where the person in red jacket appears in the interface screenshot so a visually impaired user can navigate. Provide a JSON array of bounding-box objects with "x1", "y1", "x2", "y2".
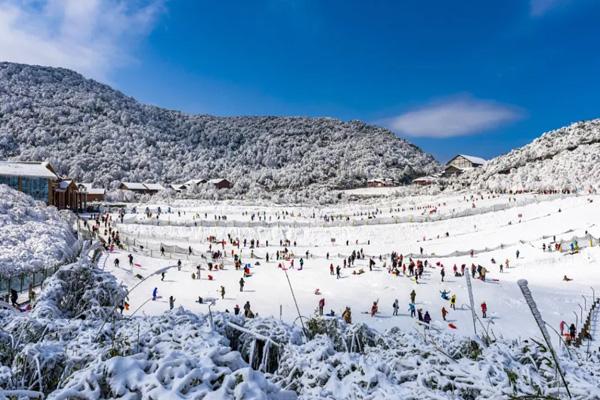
[
  {"x1": 370, "y1": 301, "x2": 378, "y2": 317},
  {"x1": 441, "y1": 306, "x2": 448, "y2": 321},
  {"x1": 481, "y1": 302, "x2": 488, "y2": 318}
]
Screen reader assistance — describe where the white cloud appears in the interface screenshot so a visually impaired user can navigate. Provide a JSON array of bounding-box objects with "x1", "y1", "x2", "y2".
[
  {"x1": 530, "y1": 0, "x2": 564, "y2": 16},
  {"x1": 0, "y1": 0, "x2": 163, "y2": 81},
  {"x1": 384, "y1": 96, "x2": 523, "y2": 138}
]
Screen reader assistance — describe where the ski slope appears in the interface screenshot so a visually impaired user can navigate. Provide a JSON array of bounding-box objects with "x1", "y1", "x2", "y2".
[{"x1": 101, "y1": 193, "x2": 600, "y2": 345}]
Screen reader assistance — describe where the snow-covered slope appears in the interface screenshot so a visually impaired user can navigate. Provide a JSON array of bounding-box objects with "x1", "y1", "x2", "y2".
[
  {"x1": 0, "y1": 62, "x2": 439, "y2": 201},
  {"x1": 1, "y1": 251, "x2": 598, "y2": 399},
  {"x1": 459, "y1": 119, "x2": 600, "y2": 192},
  {"x1": 0, "y1": 185, "x2": 78, "y2": 277}
]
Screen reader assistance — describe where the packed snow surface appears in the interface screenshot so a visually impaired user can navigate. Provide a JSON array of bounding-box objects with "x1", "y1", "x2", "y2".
[
  {"x1": 1, "y1": 243, "x2": 599, "y2": 399},
  {"x1": 103, "y1": 192, "x2": 600, "y2": 344}
]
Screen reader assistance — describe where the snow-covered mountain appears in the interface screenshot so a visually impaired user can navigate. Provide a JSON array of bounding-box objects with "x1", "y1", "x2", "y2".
[
  {"x1": 0, "y1": 62, "x2": 439, "y2": 201},
  {"x1": 458, "y1": 119, "x2": 600, "y2": 193}
]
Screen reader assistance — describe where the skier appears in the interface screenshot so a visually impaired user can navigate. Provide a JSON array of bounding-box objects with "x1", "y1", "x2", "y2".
[
  {"x1": 152, "y1": 287, "x2": 158, "y2": 301},
  {"x1": 177, "y1": 259, "x2": 182, "y2": 271},
  {"x1": 114, "y1": 258, "x2": 120, "y2": 268},
  {"x1": 329, "y1": 264, "x2": 334, "y2": 275},
  {"x1": 440, "y1": 267, "x2": 445, "y2": 282},
  {"x1": 336, "y1": 265, "x2": 341, "y2": 279},
  {"x1": 128, "y1": 253, "x2": 133, "y2": 266},
  {"x1": 410, "y1": 289, "x2": 416, "y2": 304},
  {"x1": 169, "y1": 296, "x2": 175, "y2": 310},
  {"x1": 516, "y1": 249, "x2": 520, "y2": 259},
  {"x1": 161, "y1": 272, "x2": 166, "y2": 281},
  {"x1": 440, "y1": 290, "x2": 450, "y2": 301},
  {"x1": 239, "y1": 277, "x2": 245, "y2": 292},
  {"x1": 234, "y1": 304, "x2": 240, "y2": 315},
  {"x1": 560, "y1": 320, "x2": 567, "y2": 335},
  {"x1": 441, "y1": 306, "x2": 448, "y2": 321},
  {"x1": 423, "y1": 311, "x2": 431, "y2": 325},
  {"x1": 409, "y1": 302, "x2": 416, "y2": 318},
  {"x1": 220, "y1": 285, "x2": 226, "y2": 300},
  {"x1": 370, "y1": 301, "x2": 378, "y2": 317},
  {"x1": 392, "y1": 299, "x2": 399, "y2": 316},
  {"x1": 299, "y1": 258, "x2": 304, "y2": 270},
  {"x1": 318, "y1": 298, "x2": 325, "y2": 316},
  {"x1": 481, "y1": 301, "x2": 487, "y2": 318},
  {"x1": 569, "y1": 323, "x2": 576, "y2": 341},
  {"x1": 342, "y1": 306, "x2": 352, "y2": 324},
  {"x1": 10, "y1": 289, "x2": 18, "y2": 307},
  {"x1": 188, "y1": 246, "x2": 192, "y2": 256},
  {"x1": 161, "y1": 246, "x2": 165, "y2": 256},
  {"x1": 450, "y1": 294, "x2": 457, "y2": 310},
  {"x1": 243, "y1": 301, "x2": 251, "y2": 317}
]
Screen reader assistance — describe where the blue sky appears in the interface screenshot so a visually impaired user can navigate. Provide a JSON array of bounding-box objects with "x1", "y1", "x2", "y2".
[{"x1": 2, "y1": 0, "x2": 600, "y2": 162}]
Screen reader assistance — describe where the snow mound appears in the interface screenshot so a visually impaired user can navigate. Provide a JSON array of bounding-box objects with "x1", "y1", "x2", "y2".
[
  {"x1": 0, "y1": 184, "x2": 79, "y2": 277},
  {"x1": 459, "y1": 119, "x2": 600, "y2": 193}
]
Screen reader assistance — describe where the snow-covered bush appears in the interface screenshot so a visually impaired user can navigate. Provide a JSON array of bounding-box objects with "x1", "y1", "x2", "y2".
[{"x1": 0, "y1": 184, "x2": 79, "y2": 277}]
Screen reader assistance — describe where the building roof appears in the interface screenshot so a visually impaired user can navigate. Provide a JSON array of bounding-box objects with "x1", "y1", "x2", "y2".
[
  {"x1": 184, "y1": 179, "x2": 207, "y2": 186},
  {"x1": 449, "y1": 154, "x2": 487, "y2": 166},
  {"x1": 58, "y1": 180, "x2": 74, "y2": 190},
  {"x1": 0, "y1": 161, "x2": 59, "y2": 180},
  {"x1": 412, "y1": 176, "x2": 438, "y2": 183},
  {"x1": 144, "y1": 183, "x2": 165, "y2": 191},
  {"x1": 208, "y1": 178, "x2": 229, "y2": 184},
  {"x1": 79, "y1": 184, "x2": 106, "y2": 195},
  {"x1": 367, "y1": 178, "x2": 393, "y2": 183},
  {"x1": 121, "y1": 182, "x2": 148, "y2": 190}
]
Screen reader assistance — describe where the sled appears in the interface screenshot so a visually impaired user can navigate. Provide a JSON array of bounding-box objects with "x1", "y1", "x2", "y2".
[
  {"x1": 448, "y1": 323, "x2": 457, "y2": 329},
  {"x1": 134, "y1": 263, "x2": 142, "y2": 268}
]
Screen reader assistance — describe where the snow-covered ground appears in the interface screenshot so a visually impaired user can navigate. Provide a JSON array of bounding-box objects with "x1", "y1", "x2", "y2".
[
  {"x1": 102, "y1": 192, "x2": 600, "y2": 346},
  {"x1": 0, "y1": 184, "x2": 79, "y2": 278}
]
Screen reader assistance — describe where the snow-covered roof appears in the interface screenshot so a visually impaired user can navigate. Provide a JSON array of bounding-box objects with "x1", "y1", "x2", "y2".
[
  {"x1": 456, "y1": 154, "x2": 487, "y2": 165},
  {"x1": 78, "y1": 183, "x2": 105, "y2": 195},
  {"x1": 208, "y1": 178, "x2": 229, "y2": 184},
  {"x1": 144, "y1": 183, "x2": 165, "y2": 191},
  {"x1": 412, "y1": 176, "x2": 438, "y2": 183},
  {"x1": 58, "y1": 180, "x2": 73, "y2": 190},
  {"x1": 367, "y1": 178, "x2": 393, "y2": 183},
  {"x1": 170, "y1": 183, "x2": 185, "y2": 190},
  {"x1": 0, "y1": 161, "x2": 59, "y2": 180},
  {"x1": 121, "y1": 182, "x2": 147, "y2": 190},
  {"x1": 184, "y1": 179, "x2": 206, "y2": 186}
]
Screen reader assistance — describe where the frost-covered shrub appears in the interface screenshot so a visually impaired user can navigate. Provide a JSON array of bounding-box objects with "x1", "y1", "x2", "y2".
[
  {"x1": 0, "y1": 185, "x2": 79, "y2": 277},
  {"x1": 32, "y1": 249, "x2": 126, "y2": 321}
]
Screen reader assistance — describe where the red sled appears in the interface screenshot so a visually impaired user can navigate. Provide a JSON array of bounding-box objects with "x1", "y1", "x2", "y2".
[
  {"x1": 134, "y1": 263, "x2": 142, "y2": 268},
  {"x1": 448, "y1": 323, "x2": 457, "y2": 329},
  {"x1": 208, "y1": 275, "x2": 214, "y2": 281}
]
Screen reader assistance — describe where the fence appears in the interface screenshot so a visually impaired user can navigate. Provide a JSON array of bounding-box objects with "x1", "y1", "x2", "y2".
[
  {"x1": 1, "y1": 228, "x2": 84, "y2": 302},
  {"x1": 116, "y1": 194, "x2": 570, "y2": 230}
]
